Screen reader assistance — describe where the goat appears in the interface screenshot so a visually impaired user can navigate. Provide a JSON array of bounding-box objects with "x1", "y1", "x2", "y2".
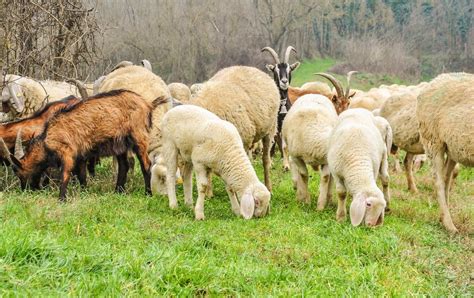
[
  {"x1": 0, "y1": 90, "x2": 159, "y2": 201},
  {"x1": 314, "y1": 72, "x2": 358, "y2": 114},
  {"x1": 261, "y1": 46, "x2": 300, "y2": 170}
]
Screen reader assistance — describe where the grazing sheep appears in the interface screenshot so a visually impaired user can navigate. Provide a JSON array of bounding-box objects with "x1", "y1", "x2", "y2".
[
  {"x1": 161, "y1": 105, "x2": 271, "y2": 220},
  {"x1": 328, "y1": 109, "x2": 392, "y2": 227},
  {"x1": 416, "y1": 72, "x2": 474, "y2": 233},
  {"x1": 380, "y1": 91, "x2": 425, "y2": 192},
  {"x1": 168, "y1": 82, "x2": 191, "y2": 103},
  {"x1": 1, "y1": 75, "x2": 84, "y2": 121},
  {"x1": 97, "y1": 65, "x2": 171, "y2": 162},
  {"x1": 190, "y1": 83, "x2": 204, "y2": 96},
  {"x1": 0, "y1": 90, "x2": 158, "y2": 201},
  {"x1": 282, "y1": 94, "x2": 338, "y2": 209},
  {"x1": 190, "y1": 66, "x2": 279, "y2": 191}
]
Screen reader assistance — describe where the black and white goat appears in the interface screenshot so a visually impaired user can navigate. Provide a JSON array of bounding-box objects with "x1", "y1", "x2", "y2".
[{"x1": 261, "y1": 46, "x2": 300, "y2": 170}]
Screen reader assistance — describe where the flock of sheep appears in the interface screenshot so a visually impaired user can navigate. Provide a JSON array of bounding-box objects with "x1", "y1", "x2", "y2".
[{"x1": 0, "y1": 46, "x2": 472, "y2": 234}]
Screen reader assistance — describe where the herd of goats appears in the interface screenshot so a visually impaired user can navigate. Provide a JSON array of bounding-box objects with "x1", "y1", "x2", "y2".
[{"x1": 0, "y1": 46, "x2": 472, "y2": 233}]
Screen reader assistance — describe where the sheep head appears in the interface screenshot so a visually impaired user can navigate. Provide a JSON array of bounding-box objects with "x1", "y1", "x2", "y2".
[
  {"x1": 350, "y1": 192, "x2": 386, "y2": 227},
  {"x1": 240, "y1": 182, "x2": 271, "y2": 219},
  {"x1": 314, "y1": 71, "x2": 358, "y2": 114}
]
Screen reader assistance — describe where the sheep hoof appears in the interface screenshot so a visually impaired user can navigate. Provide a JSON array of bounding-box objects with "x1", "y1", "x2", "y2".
[
  {"x1": 195, "y1": 213, "x2": 205, "y2": 221},
  {"x1": 169, "y1": 202, "x2": 178, "y2": 209},
  {"x1": 232, "y1": 208, "x2": 240, "y2": 216},
  {"x1": 184, "y1": 201, "x2": 193, "y2": 208},
  {"x1": 409, "y1": 187, "x2": 418, "y2": 194},
  {"x1": 316, "y1": 204, "x2": 325, "y2": 211}
]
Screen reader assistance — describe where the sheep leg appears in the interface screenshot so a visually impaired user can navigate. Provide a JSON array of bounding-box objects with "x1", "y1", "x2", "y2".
[
  {"x1": 275, "y1": 133, "x2": 289, "y2": 171},
  {"x1": 206, "y1": 172, "x2": 214, "y2": 198},
  {"x1": 317, "y1": 164, "x2": 331, "y2": 210},
  {"x1": 194, "y1": 164, "x2": 210, "y2": 221},
  {"x1": 165, "y1": 144, "x2": 178, "y2": 209},
  {"x1": 334, "y1": 176, "x2": 347, "y2": 222},
  {"x1": 282, "y1": 139, "x2": 290, "y2": 171},
  {"x1": 432, "y1": 153, "x2": 458, "y2": 233},
  {"x1": 380, "y1": 151, "x2": 391, "y2": 211},
  {"x1": 290, "y1": 157, "x2": 310, "y2": 204},
  {"x1": 182, "y1": 162, "x2": 194, "y2": 207},
  {"x1": 443, "y1": 158, "x2": 457, "y2": 204},
  {"x1": 59, "y1": 156, "x2": 75, "y2": 202},
  {"x1": 404, "y1": 152, "x2": 418, "y2": 193},
  {"x1": 226, "y1": 186, "x2": 240, "y2": 216},
  {"x1": 115, "y1": 153, "x2": 129, "y2": 193},
  {"x1": 262, "y1": 135, "x2": 272, "y2": 192}
]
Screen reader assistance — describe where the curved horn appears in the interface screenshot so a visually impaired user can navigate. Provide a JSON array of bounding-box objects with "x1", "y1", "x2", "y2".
[
  {"x1": 261, "y1": 47, "x2": 280, "y2": 64},
  {"x1": 345, "y1": 71, "x2": 358, "y2": 97},
  {"x1": 112, "y1": 61, "x2": 133, "y2": 71},
  {"x1": 0, "y1": 137, "x2": 12, "y2": 163},
  {"x1": 7, "y1": 83, "x2": 24, "y2": 113},
  {"x1": 14, "y1": 128, "x2": 24, "y2": 159},
  {"x1": 314, "y1": 73, "x2": 344, "y2": 99},
  {"x1": 284, "y1": 46, "x2": 297, "y2": 64},
  {"x1": 141, "y1": 59, "x2": 152, "y2": 72},
  {"x1": 67, "y1": 79, "x2": 88, "y2": 100}
]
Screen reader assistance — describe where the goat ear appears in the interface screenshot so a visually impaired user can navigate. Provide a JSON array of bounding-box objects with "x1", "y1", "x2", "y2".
[
  {"x1": 350, "y1": 193, "x2": 367, "y2": 226},
  {"x1": 348, "y1": 91, "x2": 356, "y2": 98},
  {"x1": 290, "y1": 62, "x2": 300, "y2": 71},
  {"x1": 265, "y1": 64, "x2": 275, "y2": 72},
  {"x1": 240, "y1": 191, "x2": 255, "y2": 220}
]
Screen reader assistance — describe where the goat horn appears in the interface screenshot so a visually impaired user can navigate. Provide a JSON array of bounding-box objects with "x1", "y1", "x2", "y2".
[
  {"x1": 345, "y1": 71, "x2": 358, "y2": 97},
  {"x1": 314, "y1": 72, "x2": 344, "y2": 99},
  {"x1": 261, "y1": 47, "x2": 280, "y2": 64},
  {"x1": 112, "y1": 61, "x2": 133, "y2": 71},
  {"x1": 141, "y1": 59, "x2": 152, "y2": 72},
  {"x1": 14, "y1": 128, "x2": 24, "y2": 159},
  {"x1": 0, "y1": 137, "x2": 12, "y2": 163},
  {"x1": 67, "y1": 78, "x2": 88, "y2": 100},
  {"x1": 284, "y1": 46, "x2": 297, "y2": 64}
]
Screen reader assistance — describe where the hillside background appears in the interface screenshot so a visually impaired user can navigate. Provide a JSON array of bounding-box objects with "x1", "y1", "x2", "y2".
[{"x1": 1, "y1": 0, "x2": 473, "y2": 83}]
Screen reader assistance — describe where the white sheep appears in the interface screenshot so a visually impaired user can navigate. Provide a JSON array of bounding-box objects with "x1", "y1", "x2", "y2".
[
  {"x1": 282, "y1": 94, "x2": 338, "y2": 210},
  {"x1": 190, "y1": 83, "x2": 204, "y2": 96},
  {"x1": 190, "y1": 66, "x2": 279, "y2": 191},
  {"x1": 1, "y1": 74, "x2": 83, "y2": 121},
  {"x1": 416, "y1": 72, "x2": 474, "y2": 233},
  {"x1": 161, "y1": 105, "x2": 271, "y2": 220},
  {"x1": 379, "y1": 91, "x2": 424, "y2": 192},
  {"x1": 328, "y1": 108, "x2": 392, "y2": 227},
  {"x1": 168, "y1": 82, "x2": 191, "y2": 103}
]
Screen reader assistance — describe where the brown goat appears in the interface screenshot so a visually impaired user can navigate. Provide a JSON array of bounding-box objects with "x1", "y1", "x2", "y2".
[
  {"x1": 288, "y1": 87, "x2": 329, "y2": 105},
  {"x1": 314, "y1": 71, "x2": 357, "y2": 114},
  {"x1": 1, "y1": 90, "x2": 158, "y2": 201}
]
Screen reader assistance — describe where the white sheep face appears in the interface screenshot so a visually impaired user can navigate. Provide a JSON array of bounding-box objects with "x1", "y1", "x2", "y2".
[
  {"x1": 350, "y1": 193, "x2": 386, "y2": 227},
  {"x1": 248, "y1": 183, "x2": 271, "y2": 218}
]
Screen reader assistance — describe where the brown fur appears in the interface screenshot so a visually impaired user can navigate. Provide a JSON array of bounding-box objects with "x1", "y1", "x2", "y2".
[
  {"x1": 13, "y1": 90, "x2": 154, "y2": 200},
  {"x1": 288, "y1": 87, "x2": 330, "y2": 105},
  {"x1": 0, "y1": 96, "x2": 81, "y2": 150}
]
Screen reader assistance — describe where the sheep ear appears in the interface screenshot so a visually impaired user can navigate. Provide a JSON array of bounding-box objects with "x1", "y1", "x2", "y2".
[
  {"x1": 240, "y1": 191, "x2": 255, "y2": 220},
  {"x1": 290, "y1": 62, "x2": 300, "y2": 71},
  {"x1": 350, "y1": 193, "x2": 367, "y2": 226},
  {"x1": 265, "y1": 64, "x2": 275, "y2": 72}
]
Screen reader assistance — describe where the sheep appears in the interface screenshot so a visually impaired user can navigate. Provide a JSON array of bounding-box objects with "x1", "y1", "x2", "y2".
[
  {"x1": 190, "y1": 83, "x2": 204, "y2": 96},
  {"x1": 97, "y1": 65, "x2": 171, "y2": 163},
  {"x1": 190, "y1": 66, "x2": 279, "y2": 191},
  {"x1": 282, "y1": 94, "x2": 338, "y2": 210},
  {"x1": 0, "y1": 90, "x2": 159, "y2": 201},
  {"x1": 1, "y1": 74, "x2": 85, "y2": 121},
  {"x1": 379, "y1": 91, "x2": 425, "y2": 192},
  {"x1": 168, "y1": 82, "x2": 191, "y2": 103},
  {"x1": 416, "y1": 72, "x2": 474, "y2": 233},
  {"x1": 262, "y1": 46, "x2": 300, "y2": 171},
  {"x1": 327, "y1": 108, "x2": 392, "y2": 227},
  {"x1": 161, "y1": 105, "x2": 271, "y2": 220}
]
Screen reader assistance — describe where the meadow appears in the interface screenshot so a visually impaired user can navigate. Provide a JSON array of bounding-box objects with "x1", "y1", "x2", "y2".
[{"x1": 0, "y1": 60, "x2": 472, "y2": 296}]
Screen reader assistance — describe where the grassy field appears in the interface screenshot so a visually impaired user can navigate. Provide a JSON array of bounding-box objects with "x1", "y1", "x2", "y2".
[{"x1": 0, "y1": 61, "x2": 473, "y2": 295}]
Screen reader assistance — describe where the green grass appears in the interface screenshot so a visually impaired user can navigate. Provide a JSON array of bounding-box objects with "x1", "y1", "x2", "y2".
[
  {"x1": 292, "y1": 58, "x2": 418, "y2": 91},
  {"x1": 0, "y1": 155, "x2": 472, "y2": 296}
]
